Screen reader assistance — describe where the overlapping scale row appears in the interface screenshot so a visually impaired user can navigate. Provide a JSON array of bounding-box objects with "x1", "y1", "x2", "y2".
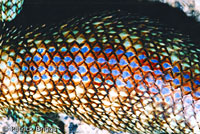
[
  {"x1": 0, "y1": 11, "x2": 200, "y2": 133},
  {"x1": 0, "y1": 0, "x2": 24, "y2": 22}
]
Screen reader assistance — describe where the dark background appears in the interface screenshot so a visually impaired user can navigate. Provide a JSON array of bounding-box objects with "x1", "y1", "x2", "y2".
[{"x1": 9, "y1": 0, "x2": 200, "y2": 44}]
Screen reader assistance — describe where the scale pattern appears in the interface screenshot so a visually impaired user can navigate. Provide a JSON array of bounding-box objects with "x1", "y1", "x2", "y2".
[
  {"x1": 1, "y1": 11, "x2": 200, "y2": 133},
  {"x1": 0, "y1": 0, "x2": 24, "y2": 22}
]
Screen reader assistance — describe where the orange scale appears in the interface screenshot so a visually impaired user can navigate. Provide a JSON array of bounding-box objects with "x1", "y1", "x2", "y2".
[
  {"x1": 96, "y1": 52, "x2": 107, "y2": 66},
  {"x1": 36, "y1": 43, "x2": 46, "y2": 56},
  {"x1": 24, "y1": 53, "x2": 32, "y2": 64},
  {"x1": 81, "y1": 73, "x2": 92, "y2": 88},
  {"x1": 152, "y1": 66, "x2": 163, "y2": 79},
  {"x1": 128, "y1": 57, "x2": 140, "y2": 73},
  {"x1": 33, "y1": 53, "x2": 43, "y2": 65},
  {"x1": 52, "y1": 53, "x2": 62, "y2": 66},
  {"x1": 67, "y1": 92, "x2": 77, "y2": 101},
  {"x1": 133, "y1": 69, "x2": 143, "y2": 84},
  {"x1": 135, "y1": 82, "x2": 147, "y2": 94},
  {"x1": 107, "y1": 54, "x2": 118, "y2": 68},
  {"x1": 58, "y1": 43, "x2": 68, "y2": 56},
  {"x1": 101, "y1": 96, "x2": 111, "y2": 106},
  {"x1": 68, "y1": 62, "x2": 78, "y2": 76},
  {"x1": 47, "y1": 43, "x2": 57, "y2": 55},
  {"x1": 32, "y1": 72, "x2": 42, "y2": 85},
  {"x1": 110, "y1": 65, "x2": 121, "y2": 79},
  {"x1": 118, "y1": 55, "x2": 129, "y2": 70},
  {"x1": 78, "y1": 63, "x2": 88, "y2": 77},
  {"x1": 8, "y1": 49, "x2": 16, "y2": 57},
  {"x1": 131, "y1": 36, "x2": 140, "y2": 44},
  {"x1": 192, "y1": 88, "x2": 200, "y2": 101},
  {"x1": 181, "y1": 71, "x2": 191, "y2": 82},
  {"x1": 46, "y1": 80, "x2": 54, "y2": 93},
  {"x1": 62, "y1": 29, "x2": 70, "y2": 37},
  {"x1": 161, "y1": 62, "x2": 172, "y2": 72},
  {"x1": 42, "y1": 52, "x2": 52, "y2": 65},
  {"x1": 76, "y1": 84, "x2": 86, "y2": 99},
  {"x1": 41, "y1": 72, "x2": 51, "y2": 84},
  {"x1": 136, "y1": 49, "x2": 148, "y2": 63},
  {"x1": 121, "y1": 66, "x2": 132, "y2": 81},
  {"x1": 58, "y1": 62, "x2": 67, "y2": 75},
  {"x1": 84, "y1": 53, "x2": 95, "y2": 68},
  {"x1": 15, "y1": 55, "x2": 23, "y2": 65},
  {"x1": 80, "y1": 43, "x2": 91, "y2": 57},
  {"x1": 25, "y1": 71, "x2": 33, "y2": 79},
  {"x1": 65, "y1": 32, "x2": 74, "y2": 40},
  {"x1": 18, "y1": 71, "x2": 26, "y2": 83},
  {"x1": 126, "y1": 48, "x2": 136, "y2": 60},
  {"x1": 115, "y1": 46, "x2": 125, "y2": 57},
  {"x1": 21, "y1": 62, "x2": 29, "y2": 73},
  {"x1": 141, "y1": 64, "x2": 152, "y2": 77},
  {"x1": 118, "y1": 89, "x2": 129, "y2": 102},
  {"x1": 37, "y1": 62, "x2": 47, "y2": 75},
  {"x1": 142, "y1": 60, "x2": 152, "y2": 69},
  {"x1": 96, "y1": 86, "x2": 107, "y2": 97},
  {"x1": 92, "y1": 43, "x2": 102, "y2": 55},
  {"x1": 147, "y1": 51, "x2": 155, "y2": 56},
  {"x1": 104, "y1": 47, "x2": 114, "y2": 58},
  {"x1": 104, "y1": 74, "x2": 114, "y2": 82},
  {"x1": 181, "y1": 81, "x2": 193, "y2": 95},
  {"x1": 193, "y1": 76, "x2": 200, "y2": 88},
  {"x1": 171, "y1": 63, "x2": 182, "y2": 76},
  {"x1": 47, "y1": 62, "x2": 57, "y2": 76},
  {"x1": 171, "y1": 74, "x2": 182, "y2": 89},
  {"x1": 157, "y1": 53, "x2": 166, "y2": 62},
  {"x1": 125, "y1": 78, "x2": 135, "y2": 93},
  {"x1": 63, "y1": 53, "x2": 73, "y2": 66},
  {"x1": 69, "y1": 42, "x2": 80, "y2": 55},
  {"x1": 129, "y1": 88, "x2": 137, "y2": 99},
  {"x1": 134, "y1": 40, "x2": 143, "y2": 52},
  {"x1": 74, "y1": 52, "x2": 85, "y2": 66},
  {"x1": 65, "y1": 81, "x2": 75, "y2": 93},
  {"x1": 89, "y1": 63, "x2": 99, "y2": 76},
  {"x1": 62, "y1": 72, "x2": 71, "y2": 84},
  {"x1": 28, "y1": 62, "x2": 36, "y2": 74},
  {"x1": 149, "y1": 53, "x2": 159, "y2": 66},
  {"x1": 164, "y1": 70, "x2": 174, "y2": 82},
  {"x1": 100, "y1": 64, "x2": 110, "y2": 77},
  {"x1": 103, "y1": 82, "x2": 113, "y2": 91}
]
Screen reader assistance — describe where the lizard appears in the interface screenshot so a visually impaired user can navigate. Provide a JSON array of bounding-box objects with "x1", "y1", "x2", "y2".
[{"x1": 0, "y1": 0, "x2": 200, "y2": 133}]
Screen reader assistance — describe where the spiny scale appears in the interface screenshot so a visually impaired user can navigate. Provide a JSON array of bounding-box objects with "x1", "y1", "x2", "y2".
[{"x1": 1, "y1": 11, "x2": 200, "y2": 134}]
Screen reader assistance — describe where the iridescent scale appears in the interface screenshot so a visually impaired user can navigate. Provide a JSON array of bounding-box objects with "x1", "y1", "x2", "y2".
[
  {"x1": 0, "y1": 0, "x2": 24, "y2": 22},
  {"x1": 0, "y1": 11, "x2": 200, "y2": 133}
]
